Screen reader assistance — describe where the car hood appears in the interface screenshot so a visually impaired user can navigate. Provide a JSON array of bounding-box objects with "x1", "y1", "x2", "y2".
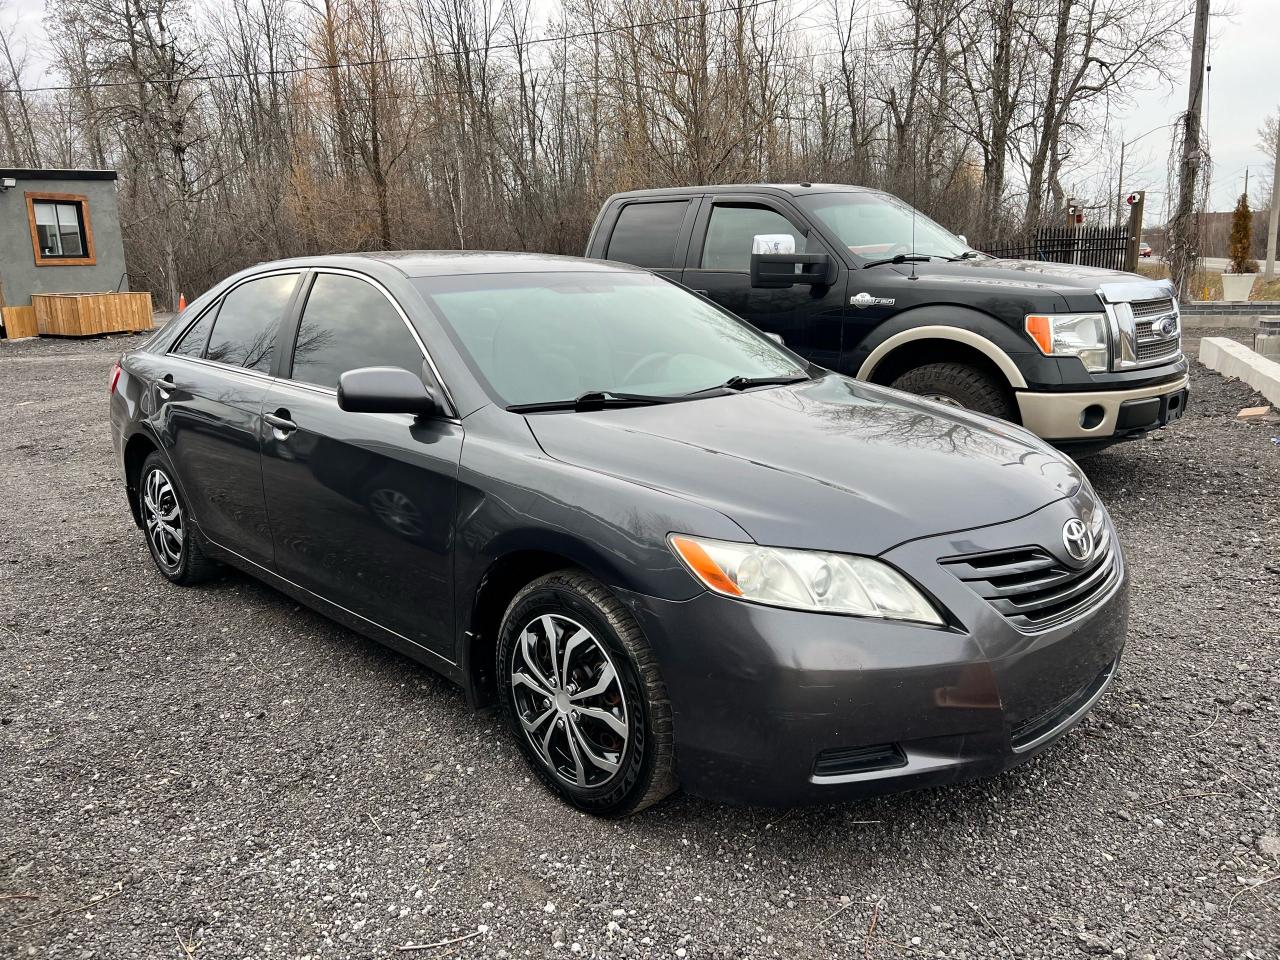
[
  {"x1": 899, "y1": 257, "x2": 1146, "y2": 297},
  {"x1": 524, "y1": 375, "x2": 1083, "y2": 556}
]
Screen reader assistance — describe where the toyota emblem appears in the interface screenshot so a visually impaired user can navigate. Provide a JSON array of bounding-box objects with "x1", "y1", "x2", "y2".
[{"x1": 1062, "y1": 518, "x2": 1093, "y2": 562}]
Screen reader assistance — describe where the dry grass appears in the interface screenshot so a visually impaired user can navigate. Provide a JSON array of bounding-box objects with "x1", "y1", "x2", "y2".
[
  {"x1": 1132, "y1": 263, "x2": 1280, "y2": 301},
  {"x1": 1134, "y1": 262, "x2": 1225, "y2": 300}
]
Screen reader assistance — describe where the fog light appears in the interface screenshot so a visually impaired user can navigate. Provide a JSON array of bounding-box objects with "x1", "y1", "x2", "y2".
[{"x1": 1080, "y1": 405, "x2": 1105, "y2": 430}]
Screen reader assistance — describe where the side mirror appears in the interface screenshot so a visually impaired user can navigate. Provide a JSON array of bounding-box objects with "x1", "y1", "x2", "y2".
[
  {"x1": 957, "y1": 234, "x2": 967, "y2": 246},
  {"x1": 764, "y1": 332, "x2": 785, "y2": 345},
  {"x1": 750, "y1": 252, "x2": 834, "y2": 289},
  {"x1": 338, "y1": 366, "x2": 440, "y2": 416}
]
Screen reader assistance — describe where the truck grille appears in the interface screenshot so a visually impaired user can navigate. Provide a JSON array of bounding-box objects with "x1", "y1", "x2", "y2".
[
  {"x1": 940, "y1": 528, "x2": 1119, "y2": 632},
  {"x1": 1136, "y1": 334, "x2": 1180, "y2": 363},
  {"x1": 1131, "y1": 297, "x2": 1181, "y2": 366},
  {"x1": 1130, "y1": 296, "x2": 1176, "y2": 319}
]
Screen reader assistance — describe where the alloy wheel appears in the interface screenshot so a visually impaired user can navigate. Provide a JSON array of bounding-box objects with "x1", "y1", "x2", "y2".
[
  {"x1": 509, "y1": 613, "x2": 630, "y2": 788},
  {"x1": 142, "y1": 467, "x2": 183, "y2": 571}
]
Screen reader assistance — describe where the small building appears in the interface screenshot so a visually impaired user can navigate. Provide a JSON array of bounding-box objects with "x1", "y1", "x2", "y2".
[{"x1": 0, "y1": 168, "x2": 128, "y2": 310}]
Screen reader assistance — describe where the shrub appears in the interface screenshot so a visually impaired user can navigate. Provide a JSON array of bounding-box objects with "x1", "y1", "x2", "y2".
[{"x1": 1227, "y1": 192, "x2": 1257, "y2": 273}]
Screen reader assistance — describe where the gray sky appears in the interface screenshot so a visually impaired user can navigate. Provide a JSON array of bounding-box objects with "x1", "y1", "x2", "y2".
[
  {"x1": 5, "y1": 0, "x2": 1276, "y2": 214},
  {"x1": 1082, "y1": 0, "x2": 1278, "y2": 216}
]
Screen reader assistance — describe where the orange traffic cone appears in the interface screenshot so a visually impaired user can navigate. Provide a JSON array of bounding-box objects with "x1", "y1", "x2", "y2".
[{"x1": 177, "y1": 292, "x2": 186, "y2": 310}]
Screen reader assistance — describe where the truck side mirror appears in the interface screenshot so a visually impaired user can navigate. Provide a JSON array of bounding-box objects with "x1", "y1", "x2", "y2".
[{"x1": 750, "y1": 252, "x2": 835, "y2": 289}]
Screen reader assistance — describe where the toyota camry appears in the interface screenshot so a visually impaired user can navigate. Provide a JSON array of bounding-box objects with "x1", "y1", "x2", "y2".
[{"x1": 109, "y1": 252, "x2": 1127, "y2": 815}]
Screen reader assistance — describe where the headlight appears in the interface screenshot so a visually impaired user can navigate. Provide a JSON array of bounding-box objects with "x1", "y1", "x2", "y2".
[
  {"x1": 1025, "y1": 313, "x2": 1108, "y2": 372},
  {"x1": 669, "y1": 535, "x2": 943, "y2": 625}
]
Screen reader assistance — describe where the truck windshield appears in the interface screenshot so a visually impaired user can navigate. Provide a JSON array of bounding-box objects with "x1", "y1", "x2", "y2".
[
  {"x1": 796, "y1": 192, "x2": 970, "y2": 260},
  {"x1": 414, "y1": 271, "x2": 807, "y2": 408}
]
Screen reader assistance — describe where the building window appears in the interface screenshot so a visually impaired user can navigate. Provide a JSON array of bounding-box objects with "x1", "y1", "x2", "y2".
[{"x1": 26, "y1": 192, "x2": 96, "y2": 266}]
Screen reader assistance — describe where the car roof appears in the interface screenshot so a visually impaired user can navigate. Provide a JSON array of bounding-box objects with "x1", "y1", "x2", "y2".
[
  {"x1": 604, "y1": 183, "x2": 879, "y2": 201},
  {"x1": 249, "y1": 251, "x2": 641, "y2": 279}
]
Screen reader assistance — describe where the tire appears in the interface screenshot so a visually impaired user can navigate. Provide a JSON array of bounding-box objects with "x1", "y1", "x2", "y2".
[
  {"x1": 137, "y1": 451, "x2": 220, "y2": 585},
  {"x1": 890, "y1": 361, "x2": 1015, "y2": 421},
  {"x1": 496, "y1": 569, "x2": 676, "y2": 816}
]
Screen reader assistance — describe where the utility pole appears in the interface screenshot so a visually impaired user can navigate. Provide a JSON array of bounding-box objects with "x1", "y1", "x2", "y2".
[
  {"x1": 1117, "y1": 140, "x2": 1126, "y2": 225},
  {"x1": 1170, "y1": 0, "x2": 1210, "y2": 298},
  {"x1": 1267, "y1": 118, "x2": 1279, "y2": 281}
]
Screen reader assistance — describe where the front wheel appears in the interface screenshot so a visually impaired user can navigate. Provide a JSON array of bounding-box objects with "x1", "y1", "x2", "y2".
[
  {"x1": 496, "y1": 570, "x2": 676, "y2": 816},
  {"x1": 890, "y1": 361, "x2": 1015, "y2": 421}
]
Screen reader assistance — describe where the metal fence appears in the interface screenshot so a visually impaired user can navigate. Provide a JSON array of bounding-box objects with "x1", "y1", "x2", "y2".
[{"x1": 974, "y1": 225, "x2": 1133, "y2": 271}]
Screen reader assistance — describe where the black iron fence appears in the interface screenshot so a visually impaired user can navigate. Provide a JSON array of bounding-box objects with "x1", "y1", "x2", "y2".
[{"x1": 974, "y1": 225, "x2": 1133, "y2": 271}]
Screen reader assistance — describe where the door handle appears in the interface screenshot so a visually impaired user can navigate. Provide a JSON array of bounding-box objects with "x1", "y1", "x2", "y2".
[
  {"x1": 264, "y1": 410, "x2": 297, "y2": 437},
  {"x1": 691, "y1": 289, "x2": 710, "y2": 295},
  {"x1": 157, "y1": 373, "x2": 174, "y2": 400}
]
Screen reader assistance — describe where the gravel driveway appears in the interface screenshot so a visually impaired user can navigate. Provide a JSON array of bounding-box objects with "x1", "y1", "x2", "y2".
[{"x1": 2, "y1": 334, "x2": 1277, "y2": 959}]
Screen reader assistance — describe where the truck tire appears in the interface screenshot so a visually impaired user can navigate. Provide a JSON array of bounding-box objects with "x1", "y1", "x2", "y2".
[{"x1": 890, "y1": 362, "x2": 1015, "y2": 421}]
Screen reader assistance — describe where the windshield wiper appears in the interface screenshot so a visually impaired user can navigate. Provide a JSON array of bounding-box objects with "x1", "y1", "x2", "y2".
[
  {"x1": 862, "y1": 253, "x2": 955, "y2": 269},
  {"x1": 685, "y1": 374, "x2": 811, "y2": 397},
  {"x1": 506, "y1": 390, "x2": 680, "y2": 414}
]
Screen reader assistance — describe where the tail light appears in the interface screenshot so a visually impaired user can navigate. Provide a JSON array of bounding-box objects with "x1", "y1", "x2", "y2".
[{"x1": 109, "y1": 360, "x2": 122, "y2": 394}]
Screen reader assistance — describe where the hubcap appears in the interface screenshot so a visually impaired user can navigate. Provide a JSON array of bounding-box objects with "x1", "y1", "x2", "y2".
[
  {"x1": 510, "y1": 613, "x2": 629, "y2": 788},
  {"x1": 921, "y1": 392, "x2": 965, "y2": 409},
  {"x1": 142, "y1": 467, "x2": 183, "y2": 570}
]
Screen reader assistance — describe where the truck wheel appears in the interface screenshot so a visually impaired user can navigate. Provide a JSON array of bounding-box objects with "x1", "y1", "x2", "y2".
[{"x1": 890, "y1": 362, "x2": 1015, "y2": 421}]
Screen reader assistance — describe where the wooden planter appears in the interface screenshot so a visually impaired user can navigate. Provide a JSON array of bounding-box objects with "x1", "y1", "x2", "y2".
[
  {"x1": 31, "y1": 292, "x2": 154, "y2": 337},
  {"x1": 1, "y1": 305, "x2": 39, "y2": 340}
]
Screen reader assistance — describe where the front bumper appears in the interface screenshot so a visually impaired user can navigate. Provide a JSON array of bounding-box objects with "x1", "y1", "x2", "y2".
[
  {"x1": 617, "y1": 496, "x2": 1129, "y2": 806},
  {"x1": 1015, "y1": 374, "x2": 1189, "y2": 442}
]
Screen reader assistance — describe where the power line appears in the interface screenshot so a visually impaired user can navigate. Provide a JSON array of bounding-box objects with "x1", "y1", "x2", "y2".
[{"x1": 1, "y1": 0, "x2": 793, "y2": 96}]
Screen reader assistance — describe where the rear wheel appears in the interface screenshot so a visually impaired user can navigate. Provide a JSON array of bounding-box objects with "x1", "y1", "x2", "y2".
[
  {"x1": 890, "y1": 361, "x2": 1015, "y2": 421},
  {"x1": 138, "y1": 451, "x2": 219, "y2": 585},
  {"x1": 496, "y1": 569, "x2": 676, "y2": 816}
]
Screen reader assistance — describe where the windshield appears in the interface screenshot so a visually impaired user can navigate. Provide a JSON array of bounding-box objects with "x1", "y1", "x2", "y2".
[
  {"x1": 796, "y1": 192, "x2": 969, "y2": 260},
  {"x1": 414, "y1": 271, "x2": 807, "y2": 408}
]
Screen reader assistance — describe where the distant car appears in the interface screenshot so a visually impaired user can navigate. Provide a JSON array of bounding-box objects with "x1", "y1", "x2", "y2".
[
  {"x1": 1139, "y1": 243, "x2": 1153, "y2": 258},
  {"x1": 110, "y1": 252, "x2": 1128, "y2": 814}
]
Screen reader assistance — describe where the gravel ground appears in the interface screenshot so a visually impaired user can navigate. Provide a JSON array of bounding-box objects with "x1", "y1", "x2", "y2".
[{"x1": 1, "y1": 333, "x2": 1277, "y2": 960}]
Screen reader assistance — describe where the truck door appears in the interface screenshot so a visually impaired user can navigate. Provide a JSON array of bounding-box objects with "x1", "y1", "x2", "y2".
[
  {"x1": 682, "y1": 196, "x2": 846, "y2": 368},
  {"x1": 592, "y1": 198, "x2": 697, "y2": 284}
]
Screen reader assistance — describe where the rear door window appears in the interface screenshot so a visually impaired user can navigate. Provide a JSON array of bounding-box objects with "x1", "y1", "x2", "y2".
[
  {"x1": 700, "y1": 204, "x2": 806, "y2": 271},
  {"x1": 170, "y1": 307, "x2": 216, "y2": 358},
  {"x1": 204, "y1": 273, "x2": 299, "y2": 372},
  {"x1": 288, "y1": 273, "x2": 423, "y2": 390},
  {"x1": 605, "y1": 200, "x2": 690, "y2": 268}
]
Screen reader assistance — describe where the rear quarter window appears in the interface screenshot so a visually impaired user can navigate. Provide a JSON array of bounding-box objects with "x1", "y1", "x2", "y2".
[{"x1": 605, "y1": 200, "x2": 690, "y2": 268}]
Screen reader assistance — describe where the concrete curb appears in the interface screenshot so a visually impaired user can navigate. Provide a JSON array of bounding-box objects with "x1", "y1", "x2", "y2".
[{"x1": 1199, "y1": 337, "x2": 1280, "y2": 407}]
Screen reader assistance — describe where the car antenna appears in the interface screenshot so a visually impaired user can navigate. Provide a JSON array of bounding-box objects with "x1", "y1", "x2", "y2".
[{"x1": 909, "y1": 165, "x2": 919, "y2": 280}]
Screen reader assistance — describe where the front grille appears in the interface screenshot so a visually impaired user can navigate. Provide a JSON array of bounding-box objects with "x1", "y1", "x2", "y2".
[
  {"x1": 940, "y1": 528, "x2": 1119, "y2": 632},
  {"x1": 813, "y1": 743, "x2": 907, "y2": 778},
  {"x1": 1009, "y1": 659, "x2": 1115, "y2": 751},
  {"x1": 1130, "y1": 297, "x2": 1176, "y2": 319},
  {"x1": 1136, "y1": 336, "x2": 1180, "y2": 363}
]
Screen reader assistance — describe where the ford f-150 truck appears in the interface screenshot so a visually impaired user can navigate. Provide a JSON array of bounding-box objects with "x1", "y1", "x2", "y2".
[{"x1": 585, "y1": 183, "x2": 1188, "y2": 451}]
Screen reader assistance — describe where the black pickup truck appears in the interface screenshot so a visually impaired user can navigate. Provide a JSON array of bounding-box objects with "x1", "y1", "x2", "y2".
[{"x1": 585, "y1": 183, "x2": 1189, "y2": 450}]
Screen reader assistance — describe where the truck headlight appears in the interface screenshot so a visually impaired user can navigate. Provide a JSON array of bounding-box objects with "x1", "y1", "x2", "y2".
[
  {"x1": 669, "y1": 535, "x2": 943, "y2": 625},
  {"x1": 1025, "y1": 313, "x2": 1108, "y2": 372}
]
